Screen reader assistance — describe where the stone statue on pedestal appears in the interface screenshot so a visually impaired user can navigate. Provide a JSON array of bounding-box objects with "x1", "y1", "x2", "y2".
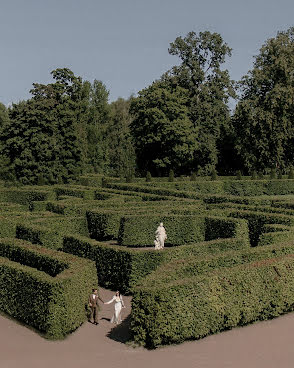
[{"x1": 154, "y1": 222, "x2": 167, "y2": 250}]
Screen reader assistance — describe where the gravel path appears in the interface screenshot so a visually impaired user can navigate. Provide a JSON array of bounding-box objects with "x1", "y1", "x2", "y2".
[{"x1": 1, "y1": 287, "x2": 294, "y2": 368}]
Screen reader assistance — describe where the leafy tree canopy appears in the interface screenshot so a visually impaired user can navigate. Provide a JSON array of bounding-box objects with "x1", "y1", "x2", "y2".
[
  {"x1": 233, "y1": 27, "x2": 294, "y2": 172},
  {"x1": 131, "y1": 31, "x2": 234, "y2": 175},
  {"x1": 1, "y1": 68, "x2": 86, "y2": 184}
]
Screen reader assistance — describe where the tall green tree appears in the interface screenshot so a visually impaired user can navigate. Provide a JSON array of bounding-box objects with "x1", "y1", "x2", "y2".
[
  {"x1": 0, "y1": 102, "x2": 13, "y2": 180},
  {"x1": 87, "y1": 80, "x2": 111, "y2": 173},
  {"x1": 233, "y1": 27, "x2": 294, "y2": 172},
  {"x1": 1, "y1": 68, "x2": 86, "y2": 184},
  {"x1": 130, "y1": 81, "x2": 196, "y2": 175},
  {"x1": 108, "y1": 97, "x2": 136, "y2": 177},
  {"x1": 0, "y1": 102, "x2": 9, "y2": 127},
  {"x1": 168, "y1": 31, "x2": 235, "y2": 174},
  {"x1": 130, "y1": 31, "x2": 234, "y2": 175}
]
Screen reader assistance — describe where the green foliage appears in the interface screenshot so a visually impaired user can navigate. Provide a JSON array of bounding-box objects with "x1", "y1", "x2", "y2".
[
  {"x1": 140, "y1": 241, "x2": 294, "y2": 288},
  {"x1": 63, "y1": 235, "x2": 165, "y2": 293},
  {"x1": 146, "y1": 171, "x2": 152, "y2": 182},
  {"x1": 3, "y1": 174, "x2": 294, "y2": 346},
  {"x1": 233, "y1": 27, "x2": 294, "y2": 172},
  {"x1": 15, "y1": 213, "x2": 89, "y2": 249},
  {"x1": 57, "y1": 175, "x2": 64, "y2": 184},
  {"x1": 0, "y1": 238, "x2": 97, "y2": 339},
  {"x1": 288, "y1": 167, "x2": 294, "y2": 179},
  {"x1": 118, "y1": 215, "x2": 206, "y2": 247},
  {"x1": 251, "y1": 170, "x2": 257, "y2": 180},
  {"x1": 168, "y1": 31, "x2": 235, "y2": 174},
  {"x1": 1, "y1": 69, "x2": 85, "y2": 184},
  {"x1": 130, "y1": 81, "x2": 195, "y2": 175},
  {"x1": 105, "y1": 179, "x2": 294, "y2": 200},
  {"x1": 168, "y1": 169, "x2": 175, "y2": 182},
  {"x1": 190, "y1": 172, "x2": 197, "y2": 181},
  {"x1": 236, "y1": 170, "x2": 242, "y2": 180},
  {"x1": 270, "y1": 168, "x2": 276, "y2": 179},
  {"x1": 130, "y1": 31, "x2": 234, "y2": 175},
  {"x1": 37, "y1": 174, "x2": 46, "y2": 186},
  {"x1": 211, "y1": 169, "x2": 217, "y2": 181},
  {"x1": 55, "y1": 186, "x2": 95, "y2": 200},
  {"x1": 101, "y1": 176, "x2": 108, "y2": 187},
  {"x1": 108, "y1": 98, "x2": 136, "y2": 177},
  {"x1": 0, "y1": 102, "x2": 9, "y2": 127},
  {"x1": 131, "y1": 253, "x2": 294, "y2": 348},
  {"x1": 0, "y1": 188, "x2": 55, "y2": 206},
  {"x1": 86, "y1": 210, "x2": 121, "y2": 240},
  {"x1": 229, "y1": 209, "x2": 294, "y2": 246},
  {"x1": 204, "y1": 216, "x2": 249, "y2": 243},
  {"x1": 87, "y1": 80, "x2": 111, "y2": 173},
  {"x1": 63, "y1": 234, "x2": 248, "y2": 294},
  {"x1": 126, "y1": 173, "x2": 134, "y2": 183}
]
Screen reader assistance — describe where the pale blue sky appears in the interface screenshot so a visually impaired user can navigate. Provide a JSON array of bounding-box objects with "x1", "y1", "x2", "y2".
[{"x1": 1, "y1": 0, "x2": 294, "y2": 105}]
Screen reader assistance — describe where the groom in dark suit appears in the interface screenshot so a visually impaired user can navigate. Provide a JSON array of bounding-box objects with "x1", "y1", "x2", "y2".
[{"x1": 88, "y1": 288, "x2": 104, "y2": 325}]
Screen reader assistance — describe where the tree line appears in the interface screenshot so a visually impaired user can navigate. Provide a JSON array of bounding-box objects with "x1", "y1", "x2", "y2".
[{"x1": 1, "y1": 27, "x2": 294, "y2": 184}]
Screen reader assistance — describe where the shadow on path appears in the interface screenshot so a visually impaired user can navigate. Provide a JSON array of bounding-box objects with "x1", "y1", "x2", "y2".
[
  {"x1": 106, "y1": 314, "x2": 132, "y2": 343},
  {"x1": 0, "y1": 310, "x2": 48, "y2": 339},
  {"x1": 101, "y1": 317, "x2": 111, "y2": 322}
]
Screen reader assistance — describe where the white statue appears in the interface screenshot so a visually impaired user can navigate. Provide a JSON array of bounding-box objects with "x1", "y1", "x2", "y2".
[{"x1": 154, "y1": 222, "x2": 167, "y2": 250}]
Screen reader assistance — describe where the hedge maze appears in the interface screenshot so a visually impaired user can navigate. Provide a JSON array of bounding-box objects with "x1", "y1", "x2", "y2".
[{"x1": 2, "y1": 177, "x2": 294, "y2": 345}]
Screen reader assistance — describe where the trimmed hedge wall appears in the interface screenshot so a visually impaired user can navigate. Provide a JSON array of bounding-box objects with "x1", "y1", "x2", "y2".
[
  {"x1": 207, "y1": 201, "x2": 294, "y2": 217},
  {"x1": 104, "y1": 182, "x2": 277, "y2": 206},
  {"x1": 143, "y1": 181, "x2": 225, "y2": 195},
  {"x1": 118, "y1": 215, "x2": 206, "y2": 247},
  {"x1": 86, "y1": 210, "x2": 122, "y2": 241},
  {"x1": 140, "y1": 241, "x2": 294, "y2": 288},
  {"x1": 131, "y1": 254, "x2": 294, "y2": 348},
  {"x1": 117, "y1": 215, "x2": 248, "y2": 247},
  {"x1": 229, "y1": 210, "x2": 294, "y2": 246},
  {"x1": 0, "y1": 238, "x2": 97, "y2": 339},
  {"x1": 105, "y1": 179, "x2": 294, "y2": 198},
  {"x1": 54, "y1": 186, "x2": 96, "y2": 200},
  {"x1": 139, "y1": 241, "x2": 294, "y2": 287},
  {"x1": 146, "y1": 179, "x2": 294, "y2": 196},
  {"x1": 16, "y1": 215, "x2": 89, "y2": 249},
  {"x1": 0, "y1": 188, "x2": 55, "y2": 207},
  {"x1": 0, "y1": 217, "x2": 18, "y2": 238},
  {"x1": 63, "y1": 235, "x2": 249, "y2": 293},
  {"x1": 0, "y1": 238, "x2": 68, "y2": 276},
  {"x1": 85, "y1": 200, "x2": 205, "y2": 242},
  {"x1": 16, "y1": 224, "x2": 62, "y2": 249},
  {"x1": 204, "y1": 216, "x2": 249, "y2": 243},
  {"x1": 63, "y1": 235, "x2": 165, "y2": 293}
]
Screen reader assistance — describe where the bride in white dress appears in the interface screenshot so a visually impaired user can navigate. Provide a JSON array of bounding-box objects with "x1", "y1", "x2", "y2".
[{"x1": 104, "y1": 291, "x2": 125, "y2": 324}]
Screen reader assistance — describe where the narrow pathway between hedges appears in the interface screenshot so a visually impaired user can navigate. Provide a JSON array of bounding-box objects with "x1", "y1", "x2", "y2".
[{"x1": 1, "y1": 287, "x2": 294, "y2": 368}]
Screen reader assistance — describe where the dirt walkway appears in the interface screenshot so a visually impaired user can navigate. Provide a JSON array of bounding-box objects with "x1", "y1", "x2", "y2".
[{"x1": 1, "y1": 288, "x2": 294, "y2": 368}]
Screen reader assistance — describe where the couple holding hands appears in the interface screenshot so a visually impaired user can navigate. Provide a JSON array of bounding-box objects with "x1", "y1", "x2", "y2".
[{"x1": 88, "y1": 289, "x2": 125, "y2": 325}]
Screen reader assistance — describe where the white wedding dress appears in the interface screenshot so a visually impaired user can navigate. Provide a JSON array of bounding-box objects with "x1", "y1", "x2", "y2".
[{"x1": 105, "y1": 295, "x2": 125, "y2": 323}]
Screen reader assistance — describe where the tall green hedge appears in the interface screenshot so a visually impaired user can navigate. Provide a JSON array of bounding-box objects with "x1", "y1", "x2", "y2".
[
  {"x1": 118, "y1": 215, "x2": 206, "y2": 247},
  {"x1": 117, "y1": 215, "x2": 249, "y2": 247},
  {"x1": 141, "y1": 241, "x2": 294, "y2": 288},
  {"x1": 0, "y1": 238, "x2": 97, "y2": 339},
  {"x1": 54, "y1": 186, "x2": 95, "y2": 200},
  {"x1": 63, "y1": 235, "x2": 165, "y2": 293},
  {"x1": 204, "y1": 216, "x2": 249, "y2": 243},
  {"x1": 63, "y1": 235, "x2": 249, "y2": 293},
  {"x1": 86, "y1": 210, "x2": 122, "y2": 240},
  {"x1": 16, "y1": 215, "x2": 89, "y2": 249},
  {"x1": 131, "y1": 254, "x2": 294, "y2": 348},
  {"x1": 105, "y1": 179, "x2": 294, "y2": 198},
  {"x1": 0, "y1": 188, "x2": 55, "y2": 207},
  {"x1": 229, "y1": 210, "x2": 294, "y2": 246}
]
